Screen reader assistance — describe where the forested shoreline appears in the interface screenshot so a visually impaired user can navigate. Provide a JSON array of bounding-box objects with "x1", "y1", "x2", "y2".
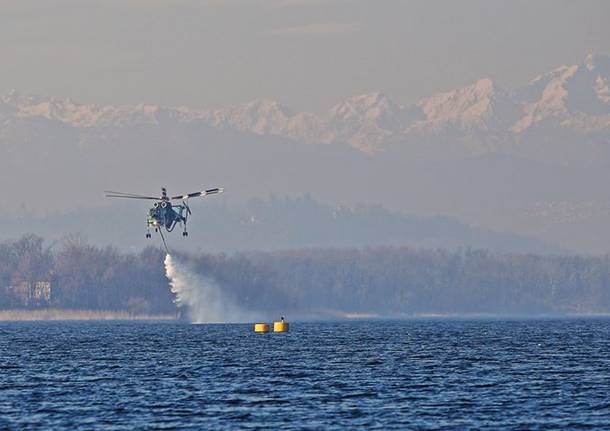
[{"x1": 1, "y1": 234, "x2": 610, "y2": 317}]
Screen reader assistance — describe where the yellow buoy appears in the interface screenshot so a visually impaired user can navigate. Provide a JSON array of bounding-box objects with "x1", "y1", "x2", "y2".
[
  {"x1": 273, "y1": 321, "x2": 289, "y2": 332},
  {"x1": 254, "y1": 323, "x2": 270, "y2": 333}
]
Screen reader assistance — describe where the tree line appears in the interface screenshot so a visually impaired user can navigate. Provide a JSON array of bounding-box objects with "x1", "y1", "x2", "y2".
[
  {"x1": 0, "y1": 234, "x2": 173, "y2": 315},
  {"x1": 1, "y1": 234, "x2": 609, "y2": 316}
]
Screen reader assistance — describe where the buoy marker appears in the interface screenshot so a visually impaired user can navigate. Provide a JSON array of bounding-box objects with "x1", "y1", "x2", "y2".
[
  {"x1": 254, "y1": 323, "x2": 270, "y2": 333},
  {"x1": 273, "y1": 316, "x2": 289, "y2": 332}
]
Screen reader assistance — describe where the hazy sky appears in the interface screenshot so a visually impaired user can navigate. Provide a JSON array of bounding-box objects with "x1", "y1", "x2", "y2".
[{"x1": 1, "y1": 0, "x2": 609, "y2": 111}]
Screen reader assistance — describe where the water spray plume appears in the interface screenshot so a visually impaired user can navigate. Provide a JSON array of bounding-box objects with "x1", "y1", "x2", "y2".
[{"x1": 164, "y1": 253, "x2": 255, "y2": 323}]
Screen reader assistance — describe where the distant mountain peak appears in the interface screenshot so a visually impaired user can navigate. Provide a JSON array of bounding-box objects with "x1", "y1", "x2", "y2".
[
  {"x1": 329, "y1": 91, "x2": 401, "y2": 121},
  {"x1": 463, "y1": 77, "x2": 497, "y2": 97},
  {"x1": 241, "y1": 99, "x2": 294, "y2": 116},
  {"x1": 513, "y1": 53, "x2": 610, "y2": 132},
  {"x1": 327, "y1": 91, "x2": 410, "y2": 153},
  {"x1": 585, "y1": 52, "x2": 610, "y2": 72},
  {"x1": 203, "y1": 98, "x2": 301, "y2": 136},
  {"x1": 413, "y1": 77, "x2": 521, "y2": 135},
  {"x1": 332, "y1": 90, "x2": 394, "y2": 108}
]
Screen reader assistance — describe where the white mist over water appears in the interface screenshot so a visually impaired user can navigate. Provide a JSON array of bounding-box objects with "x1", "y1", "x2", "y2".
[{"x1": 164, "y1": 254, "x2": 254, "y2": 323}]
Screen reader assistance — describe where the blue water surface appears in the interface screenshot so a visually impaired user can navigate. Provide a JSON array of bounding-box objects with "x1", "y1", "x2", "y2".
[{"x1": 1, "y1": 319, "x2": 609, "y2": 430}]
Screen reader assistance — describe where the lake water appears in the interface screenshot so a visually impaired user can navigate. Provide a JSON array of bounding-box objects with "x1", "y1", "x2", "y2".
[{"x1": 1, "y1": 319, "x2": 609, "y2": 430}]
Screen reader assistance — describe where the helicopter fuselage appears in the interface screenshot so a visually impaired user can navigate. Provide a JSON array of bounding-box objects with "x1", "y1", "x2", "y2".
[{"x1": 147, "y1": 201, "x2": 186, "y2": 232}]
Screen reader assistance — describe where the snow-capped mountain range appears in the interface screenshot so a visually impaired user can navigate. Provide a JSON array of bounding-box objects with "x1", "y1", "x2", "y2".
[{"x1": 2, "y1": 53, "x2": 609, "y2": 155}]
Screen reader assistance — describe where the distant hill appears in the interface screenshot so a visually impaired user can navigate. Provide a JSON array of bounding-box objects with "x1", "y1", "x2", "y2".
[{"x1": 0, "y1": 196, "x2": 559, "y2": 254}]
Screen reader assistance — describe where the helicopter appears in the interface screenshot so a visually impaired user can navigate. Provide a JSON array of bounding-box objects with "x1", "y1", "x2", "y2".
[{"x1": 104, "y1": 187, "x2": 223, "y2": 242}]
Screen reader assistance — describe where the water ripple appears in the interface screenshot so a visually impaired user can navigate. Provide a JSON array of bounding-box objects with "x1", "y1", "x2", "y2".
[{"x1": 1, "y1": 319, "x2": 610, "y2": 429}]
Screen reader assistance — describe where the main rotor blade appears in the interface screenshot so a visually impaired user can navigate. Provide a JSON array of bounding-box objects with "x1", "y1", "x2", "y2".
[
  {"x1": 171, "y1": 187, "x2": 224, "y2": 200},
  {"x1": 104, "y1": 190, "x2": 143, "y2": 196},
  {"x1": 105, "y1": 194, "x2": 159, "y2": 200},
  {"x1": 104, "y1": 190, "x2": 159, "y2": 200}
]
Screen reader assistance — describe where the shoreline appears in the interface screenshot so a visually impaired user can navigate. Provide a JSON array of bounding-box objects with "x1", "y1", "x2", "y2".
[
  {"x1": 1, "y1": 308, "x2": 609, "y2": 322},
  {"x1": 0, "y1": 309, "x2": 178, "y2": 321}
]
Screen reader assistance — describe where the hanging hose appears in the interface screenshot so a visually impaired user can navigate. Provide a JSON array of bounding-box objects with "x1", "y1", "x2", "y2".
[{"x1": 158, "y1": 228, "x2": 170, "y2": 254}]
